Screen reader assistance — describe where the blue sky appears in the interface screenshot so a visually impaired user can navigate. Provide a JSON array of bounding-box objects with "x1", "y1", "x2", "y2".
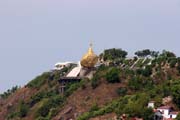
[{"x1": 0, "y1": 0, "x2": 180, "y2": 93}]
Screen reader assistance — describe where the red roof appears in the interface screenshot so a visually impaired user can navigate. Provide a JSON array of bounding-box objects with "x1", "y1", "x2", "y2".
[
  {"x1": 149, "y1": 101, "x2": 155, "y2": 103},
  {"x1": 157, "y1": 106, "x2": 171, "y2": 110},
  {"x1": 167, "y1": 118, "x2": 173, "y2": 120},
  {"x1": 170, "y1": 111, "x2": 179, "y2": 115}
]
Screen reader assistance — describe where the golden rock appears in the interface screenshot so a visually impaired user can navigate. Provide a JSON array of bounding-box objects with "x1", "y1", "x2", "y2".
[{"x1": 80, "y1": 43, "x2": 98, "y2": 68}]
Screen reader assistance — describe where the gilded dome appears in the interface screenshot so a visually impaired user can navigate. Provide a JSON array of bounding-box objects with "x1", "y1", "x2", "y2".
[{"x1": 80, "y1": 44, "x2": 98, "y2": 68}]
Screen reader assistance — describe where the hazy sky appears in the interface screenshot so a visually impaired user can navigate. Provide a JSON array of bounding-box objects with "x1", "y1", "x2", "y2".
[{"x1": 0, "y1": 0, "x2": 180, "y2": 93}]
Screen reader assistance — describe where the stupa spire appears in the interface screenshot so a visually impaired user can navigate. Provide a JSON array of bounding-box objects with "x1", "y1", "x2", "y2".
[{"x1": 80, "y1": 42, "x2": 98, "y2": 68}]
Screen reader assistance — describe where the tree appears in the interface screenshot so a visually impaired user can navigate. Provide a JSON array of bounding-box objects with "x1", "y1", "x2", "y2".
[
  {"x1": 171, "y1": 84, "x2": 180, "y2": 108},
  {"x1": 142, "y1": 66, "x2": 152, "y2": 77},
  {"x1": 141, "y1": 108, "x2": 154, "y2": 120},
  {"x1": 160, "y1": 50, "x2": 176, "y2": 58},
  {"x1": 0, "y1": 85, "x2": 19, "y2": 99},
  {"x1": 128, "y1": 76, "x2": 141, "y2": 91},
  {"x1": 169, "y1": 58, "x2": 177, "y2": 68},
  {"x1": 101, "y1": 48, "x2": 128, "y2": 61},
  {"x1": 150, "y1": 51, "x2": 159, "y2": 58},
  {"x1": 106, "y1": 68, "x2": 120, "y2": 83},
  {"x1": 136, "y1": 66, "x2": 152, "y2": 77},
  {"x1": 135, "y1": 49, "x2": 151, "y2": 57}
]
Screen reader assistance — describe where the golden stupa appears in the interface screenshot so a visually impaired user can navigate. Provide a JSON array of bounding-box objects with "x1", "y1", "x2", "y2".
[{"x1": 80, "y1": 43, "x2": 98, "y2": 68}]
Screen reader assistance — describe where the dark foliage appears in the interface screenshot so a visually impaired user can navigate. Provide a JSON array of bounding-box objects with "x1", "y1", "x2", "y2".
[
  {"x1": 106, "y1": 68, "x2": 120, "y2": 83},
  {"x1": 0, "y1": 86, "x2": 19, "y2": 99},
  {"x1": 116, "y1": 87, "x2": 127, "y2": 96},
  {"x1": 101, "y1": 48, "x2": 128, "y2": 61}
]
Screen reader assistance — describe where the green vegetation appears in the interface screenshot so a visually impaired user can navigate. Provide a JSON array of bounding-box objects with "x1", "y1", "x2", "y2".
[
  {"x1": 176, "y1": 113, "x2": 180, "y2": 120},
  {"x1": 160, "y1": 50, "x2": 176, "y2": 58},
  {"x1": 170, "y1": 80, "x2": 180, "y2": 108},
  {"x1": 36, "y1": 95, "x2": 64, "y2": 118},
  {"x1": 135, "y1": 59, "x2": 144, "y2": 67},
  {"x1": 89, "y1": 103, "x2": 100, "y2": 112},
  {"x1": 78, "y1": 93, "x2": 154, "y2": 120},
  {"x1": 135, "y1": 49, "x2": 159, "y2": 58},
  {"x1": 18, "y1": 101, "x2": 29, "y2": 117},
  {"x1": 77, "y1": 50, "x2": 180, "y2": 120},
  {"x1": 128, "y1": 76, "x2": 151, "y2": 91},
  {"x1": 91, "y1": 74, "x2": 100, "y2": 89},
  {"x1": 78, "y1": 78, "x2": 180, "y2": 120},
  {"x1": 5, "y1": 64, "x2": 85, "y2": 120},
  {"x1": 3, "y1": 48, "x2": 180, "y2": 120},
  {"x1": 169, "y1": 58, "x2": 177, "y2": 68},
  {"x1": 27, "y1": 72, "x2": 51, "y2": 88},
  {"x1": 6, "y1": 101, "x2": 29, "y2": 119},
  {"x1": 7, "y1": 112, "x2": 19, "y2": 120},
  {"x1": 100, "y1": 48, "x2": 128, "y2": 61},
  {"x1": 116, "y1": 87, "x2": 127, "y2": 96},
  {"x1": 106, "y1": 68, "x2": 120, "y2": 83},
  {"x1": 65, "y1": 80, "x2": 86, "y2": 97},
  {"x1": 0, "y1": 86, "x2": 19, "y2": 99},
  {"x1": 136, "y1": 66, "x2": 152, "y2": 77},
  {"x1": 91, "y1": 65, "x2": 110, "y2": 89}
]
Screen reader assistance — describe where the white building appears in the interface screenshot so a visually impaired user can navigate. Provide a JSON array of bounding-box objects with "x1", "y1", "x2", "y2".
[
  {"x1": 157, "y1": 106, "x2": 171, "y2": 118},
  {"x1": 157, "y1": 106, "x2": 179, "y2": 119},
  {"x1": 148, "y1": 101, "x2": 155, "y2": 109},
  {"x1": 54, "y1": 62, "x2": 77, "y2": 70},
  {"x1": 169, "y1": 112, "x2": 179, "y2": 119}
]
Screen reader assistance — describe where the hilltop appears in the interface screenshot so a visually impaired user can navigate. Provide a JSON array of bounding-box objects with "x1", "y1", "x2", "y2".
[{"x1": 1, "y1": 48, "x2": 180, "y2": 120}]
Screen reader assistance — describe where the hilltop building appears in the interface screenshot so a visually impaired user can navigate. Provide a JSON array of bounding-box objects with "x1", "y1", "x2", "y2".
[{"x1": 58, "y1": 43, "x2": 98, "y2": 94}]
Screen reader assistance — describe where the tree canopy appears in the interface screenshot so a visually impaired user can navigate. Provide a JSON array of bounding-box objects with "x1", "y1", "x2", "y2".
[
  {"x1": 160, "y1": 50, "x2": 176, "y2": 58},
  {"x1": 135, "y1": 49, "x2": 159, "y2": 58},
  {"x1": 100, "y1": 48, "x2": 128, "y2": 61}
]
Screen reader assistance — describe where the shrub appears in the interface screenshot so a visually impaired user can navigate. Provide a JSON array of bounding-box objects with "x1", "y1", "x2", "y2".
[
  {"x1": 30, "y1": 92, "x2": 46, "y2": 106},
  {"x1": 170, "y1": 82, "x2": 180, "y2": 108},
  {"x1": 106, "y1": 68, "x2": 120, "y2": 83},
  {"x1": 7, "y1": 112, "x2": 19, "y2": 120},
  {"x1": 140, "y1": 108, "x2": 154, "y2": 120},
  {"x1": 18, "y1": 101, "x2": 29, "y2": 117},
  {"x1": 91, "y1": 74, "x2": 100, "y2": 89},
  {"x1": 0, "y1": 86, "x2": 19, "y2": 99},
  {"x1": 128, "y1": 76, "x2": 141, "y2": 91},
  {"x1": 89, "y1": 103, "x2": 100, "y2": 112},
  {"x1": 142, "y1": 66, "x2": 152, "y2": 77},
  {"x1": 36, "y1": 117, "x2": 49, "y2": 120},
  {"x1": 36, "y1": 95, "x2": 64, "y2": 117},
  {"x1": 65, "y1": 80, "x2": 84, "y2": 97},
  {"x1": 116, "y1": 87, "x2": 127, "y2": 96},
  {"x1": 27, "y1": 72, "x2": 50, "y2": 88},
  {"x1": 136, "y1": 66, "x2": 152, "y2": 77}
]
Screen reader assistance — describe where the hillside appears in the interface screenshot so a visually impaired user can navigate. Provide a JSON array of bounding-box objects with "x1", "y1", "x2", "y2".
[{"x1": 1, "y1": 49, "x2": 180, "y2": 120}]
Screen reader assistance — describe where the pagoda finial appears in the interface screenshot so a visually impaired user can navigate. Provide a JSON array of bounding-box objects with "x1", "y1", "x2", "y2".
[
  {"x1": 90, "y1": 42, "x2": 93, "y2": 48},
  {"x1": 80, "y1": 42, "x2": 98, "y2": 68}
]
